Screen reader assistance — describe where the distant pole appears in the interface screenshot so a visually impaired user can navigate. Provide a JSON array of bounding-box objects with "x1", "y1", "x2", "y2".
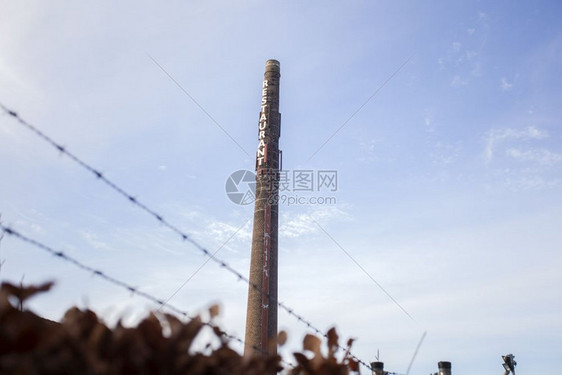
[
  {"x1": 244, "y1": 59, "x2": 281, "y2": 357},
  {"x1": 502, "y1": 354, "x2": 516, "y2": 375},
  {"x1": 370, "y1": 361, "x2": 387, "y2": 375},
  {"x1": 438, "y1": 361, "x2": 452, "y2": 375}
]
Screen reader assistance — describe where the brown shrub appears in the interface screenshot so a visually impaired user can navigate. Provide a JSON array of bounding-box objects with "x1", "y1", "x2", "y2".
[{"x1": 0, "y1": 282, "x2": 359, "y2": 375}]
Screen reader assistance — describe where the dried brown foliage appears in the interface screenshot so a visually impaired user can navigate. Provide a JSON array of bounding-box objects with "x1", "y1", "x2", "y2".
[
  {"x1": 0, "y1": 282, "x2": 360, "y2": 375},
  {"x1": 290, "y1": 328, "x2": 359, "y2": 375}
]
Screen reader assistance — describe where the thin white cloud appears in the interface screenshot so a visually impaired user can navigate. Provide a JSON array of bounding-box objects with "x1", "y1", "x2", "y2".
[
  {"x1": 423, "y1": 108, "x2": 434, "y2": 128},
  {"x1": 470, "y1": 61, "x2": 482, "y2": 76},
  {"x1": 506, "y1": 148, "x2": 562, "y2": 165},
  {"x1": 437, "y1": 57, "x2": 445, "y2": 70},
  {"x1": 180, "y1": 209, "x2": 204, "y2": 221},
  {"x1": 0, "y1": 57, "x2": 34, "y2": 92},
  {"x1": 357, "y1": 138, "x2": 381, "y2": 162},
  {"x1": 205, "y1": 220, "x2": 252, "y2": 243},
  {"x1": 500, "y1": 77, "x2": 513, "y2": 91},
  {"x1": 485, "y1": 126, "x2": 549, "y2": 162},
  {"x1": 172, "y1": 207, "x2": 252, "y2": 248},
  {"x1": 280, "y1": 206, "x2": 348, "y2": 239},
  {"x1": 424, "y1": 113, "x2": 435, "y2": 133},
  {"x1": 431, "y1": 141, "x2": 462, "y2": 165},
  {"x1": 443, "y1": 11, "x2": 489, "y2": 87},
  {"x1": 451, "y1": 75, "x2": 468, "y2": 87},
  {"x1": 15, "y1": 221, "x2": 46, "y2": 235},
  {"x1": 505, "y1": 175, "x2": 560, "y2": 191},
  {"x1": 279, "y1": 213, "x2": 317, "y2": 239},
  {"x1": 465, "y1": 50, "x2": 478, "y2": 60},
  {"x1": 452, "y1": 41, "x2": 461, "y2": 52},
  {"x1": 81, "y1": 230, "x2": 111, "y2": 251}
]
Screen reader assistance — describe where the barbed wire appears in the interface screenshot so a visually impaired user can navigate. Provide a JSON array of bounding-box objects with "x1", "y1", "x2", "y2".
[
  {"x1": 0, "y1": 103, "x2": 373, "y2": 372},
  {"x1": 0, "y1": 224, "x2": 298, "y2": 370},
  {"x1": 0, "y1": 225, "x2": 224, "y2": 337}
]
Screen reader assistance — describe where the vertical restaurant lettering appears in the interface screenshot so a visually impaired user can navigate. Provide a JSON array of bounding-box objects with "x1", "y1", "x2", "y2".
[{"x1": 257, "y1": 79, "x2": 268, "y2": 167}]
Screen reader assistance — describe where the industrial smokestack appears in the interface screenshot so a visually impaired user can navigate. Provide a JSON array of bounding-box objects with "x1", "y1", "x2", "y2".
[
  {"x1": 438, "y1": 361, "x2": 452, "y2": 375},
  {"x1": 244, "y1": 59, "x2": 281, "y2": 357}
]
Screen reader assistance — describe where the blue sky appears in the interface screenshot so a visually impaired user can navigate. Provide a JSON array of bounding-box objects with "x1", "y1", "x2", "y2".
[{"x1": 1, "y1": 1, "x2": 561, "y2": 374}]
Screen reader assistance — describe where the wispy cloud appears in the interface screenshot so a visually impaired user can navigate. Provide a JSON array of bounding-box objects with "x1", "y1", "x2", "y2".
[
  {"x1": 452, "y1": 41, "x2": 462, "y2": 52},
  {"x1": 441, "y1": 11, "x2": 489, "y2": 86},
  {"x1": 485, "y1": 126, "x2": 549, "y2": 162},
  {"x1": 431, "y1": 141, "x2": 462, "y2": 165},
  {"x1": 280, "y1": 213, "x2": 318, "y2": 239},
  {"x1": 470, "y1": 61, "x2": 482, "y2": 77},
  {"x1": 500, "y1": 77, "x2": 513, "y2": 91},
  {"x1": 280, "y1": 206, "x2": 348, "y2": 239},
  {"x1": 423, "y1": 111, "x2": 435, "y2": 132},
  {"x1": 174, "y1": 207, "x2": 252, "y2": 249},
  {"x1": 506, "y1": 148, "x2": 562, "y2": 165},
  {"x1": 465, "y1": 50, "x2": 478, "y2": 60},
  {"x1": 0, "y1": 58, "x2": 35, "y2": 93},
  {"x1": 81, "y1": 231, "x2": 111, "y2": 251},
  {"x1": 483, "y1": 126, "x2": 560, "y2": 191},
  {"x1": 357, "y1": 137, "x2": 381, "y2": 163},
  {"x1": 437, "y1": 57, "x2": 445, "y2": 70},
  {"x1": 451, "y1": 75, "x2": 468, "y2": 87},
  {"x1": 205, "y1": 220, "x2": 252, "y2": 244},
  {"x1": 504, "y1": 175, "x2": 560, "y2": 191}
]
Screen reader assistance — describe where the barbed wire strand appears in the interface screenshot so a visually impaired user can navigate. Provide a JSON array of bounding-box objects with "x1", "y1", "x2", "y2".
[
  {"x1": 0, "y1": 103, "x2": 373, "y2": 372},
  {"x1": 0, "y1": 224, "x2": 297, "y2": 370}
]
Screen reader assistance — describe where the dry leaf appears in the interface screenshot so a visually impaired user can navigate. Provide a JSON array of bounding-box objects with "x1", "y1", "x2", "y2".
[
  {"x1": 327, "y1": 327, "x2": 339, "y2": 356},
  {"x1": 209, "y1": 304, "x2": 220, "y2": 319},
  {"x1": 2, "y1": 281, "x2": 54, "y2": 307},
  {"x1": 303, "y1": 334, "x2": 322, "y2": 354},
  {"x1": 277, "y1": 330, "x2": 288, "y2": 346},
  {"x1": 348, "y1": 358, "x2": 359, "y2": 372}
]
